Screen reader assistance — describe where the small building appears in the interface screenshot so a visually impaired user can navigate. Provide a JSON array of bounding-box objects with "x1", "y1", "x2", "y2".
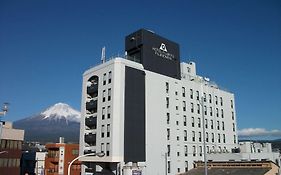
[
  {"x1": 45, "y1": 138, "x2": 80, "y2": 175},
  {"x1": 20, "y1": 151, "x2": 46, "y2": 175},
  {"x1": 182, "y1": 161, "x2": 280, "y2": 175},
  {"x1": 0, "y1": 121, "x2": 24, "y2": 175},
  {"x1": 207, "y1": 141, "x2": 281, "y2": 174}
]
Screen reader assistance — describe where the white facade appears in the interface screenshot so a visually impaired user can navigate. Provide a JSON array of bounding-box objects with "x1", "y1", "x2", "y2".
[{"x1": 79, "y1": 57, "x2": 238, "y2": 175}]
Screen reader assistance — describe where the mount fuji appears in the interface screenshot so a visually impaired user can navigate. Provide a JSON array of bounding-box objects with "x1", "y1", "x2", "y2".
[{"x1": 14, "y1": 103, "x2": 81, "y2": 143}]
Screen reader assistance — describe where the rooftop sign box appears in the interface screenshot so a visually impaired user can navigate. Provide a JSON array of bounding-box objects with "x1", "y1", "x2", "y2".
[{"x1": 125, "y1": 29, "x2": 181, "y2": 79}]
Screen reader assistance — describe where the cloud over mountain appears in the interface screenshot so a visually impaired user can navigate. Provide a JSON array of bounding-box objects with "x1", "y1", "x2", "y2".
[{"x1": 238, "y1": 128, "x2": 281, "y2": 137}]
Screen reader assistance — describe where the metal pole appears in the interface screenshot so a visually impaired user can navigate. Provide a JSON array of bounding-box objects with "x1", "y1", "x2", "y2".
[{"x1": 201, "y1": 96, "x2": 208, "y2": 175}]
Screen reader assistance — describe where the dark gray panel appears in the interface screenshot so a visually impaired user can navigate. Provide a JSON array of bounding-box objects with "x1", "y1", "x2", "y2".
[{"x1": 124, "y1": 66, "x2": 146, "y2": 162}]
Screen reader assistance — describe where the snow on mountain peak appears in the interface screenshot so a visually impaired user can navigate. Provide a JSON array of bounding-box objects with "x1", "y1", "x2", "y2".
[{"x1": 41, "y1": 102, "x2": 81, "y2": 122}]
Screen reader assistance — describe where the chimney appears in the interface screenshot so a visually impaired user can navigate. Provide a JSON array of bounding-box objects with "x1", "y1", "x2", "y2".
[{"x1": 59, "y1": 137, "x2": 64, "y2": 144}]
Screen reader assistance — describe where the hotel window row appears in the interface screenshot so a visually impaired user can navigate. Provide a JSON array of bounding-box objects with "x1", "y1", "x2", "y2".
[
  {"x1": 186, "y1": 131, "x2": 227, "y2": 143},
  {"x1": 102, "y1": 88, "x2": 112, "y2": 102},
  {"x1": 187, "y1": 88, "x2": 224, "y2": 106},
  {"x1": 101, "y1": 106, "x2": 111, "y2": 120},
  {"x1": 101, "y1": 143, "x2": 110, "y2": 156},
  {"x1": 102, "y1": 71, "x2": 112, "y2": 85},
  {"x1": 191, "y1": 117, "x2": 226, "y2": 130},
  {"x1": 101, "y1": 124, "x2": 111, "y2": 138}
]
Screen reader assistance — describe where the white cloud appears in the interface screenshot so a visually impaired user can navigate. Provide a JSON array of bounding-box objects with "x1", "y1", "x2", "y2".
[{"x1": 238, "y1": 128, "x2": 281, "y2": 137}]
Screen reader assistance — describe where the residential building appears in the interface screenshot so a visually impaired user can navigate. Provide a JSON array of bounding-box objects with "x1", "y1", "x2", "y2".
[
  {"x1": 79, "y1": 29, "x2": 238, "y2": 174},
  {"x1": 45, "y1": 138, "x2": 80, "y2": 175},
  {"x1": 0, "y1": 121, "x2": 24, "y2": 175}
]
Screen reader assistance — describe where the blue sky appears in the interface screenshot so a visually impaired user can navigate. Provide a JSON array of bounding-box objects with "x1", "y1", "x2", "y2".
[{"x1": 0, "y1": 0, "x2": 280, "y2": 139}]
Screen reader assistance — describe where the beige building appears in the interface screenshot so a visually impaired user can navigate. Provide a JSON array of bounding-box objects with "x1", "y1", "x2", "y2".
[{"x1": 0, "y1": 121, "x2": 24, "y2": 175}]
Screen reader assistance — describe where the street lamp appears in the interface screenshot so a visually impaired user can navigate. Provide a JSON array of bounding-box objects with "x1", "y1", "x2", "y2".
[{"x1": 67, "y1": 152, "x2": 105, "y2": 175}]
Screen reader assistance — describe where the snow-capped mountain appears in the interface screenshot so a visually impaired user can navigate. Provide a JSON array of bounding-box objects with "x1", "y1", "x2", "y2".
[
  {"x1": 14, "y1": 103, "x2": 81, "y2": 143},
  {"x1": 41, "y1": 102, "x2": 80, "y2": 123}
]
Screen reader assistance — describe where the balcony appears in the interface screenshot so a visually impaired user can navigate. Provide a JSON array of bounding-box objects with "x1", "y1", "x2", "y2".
[
  {"x1": 85, "y1": 116, "x2": 97, "y2": 129},
  {"x1": 86, "y1": 100, "x2": 97, "y2": 113},
  {"x1": 85, "y1": 133, "x2": 96, "y2": 146},
  {"x1": 84, "y1": 149, "x2": 96, "y2": 155},
  {"x1": 87, "y1": 84, "x2": 98, "y2": 97}
]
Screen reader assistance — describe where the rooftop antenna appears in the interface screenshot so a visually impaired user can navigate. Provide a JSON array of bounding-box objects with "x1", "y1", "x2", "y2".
[{"x1": 101, "y1": 46, "x2": 106, "y2": 63}]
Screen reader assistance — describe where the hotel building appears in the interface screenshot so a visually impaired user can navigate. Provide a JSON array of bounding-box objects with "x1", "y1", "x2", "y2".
[{"x1": 79, "y1": 29, "x2": 238, "y2": 175}]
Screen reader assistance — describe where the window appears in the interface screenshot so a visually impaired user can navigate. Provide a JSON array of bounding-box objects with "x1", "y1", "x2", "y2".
[
  {"x1": 223, "y1": 134, "x2": 226, "y2": 143},
  {"x1": 199, "y1": 146, "x2": 202, "y2": 156},
  {"x1": 211, "y1": 120, "x2": 214, "y2": 129},
  {"x1": 217, "y1": 121, "x2": 220, "y2": 130},
  {"x1": 108, "y1": 71, "x2": 112, "y2": 84},
  {"x1": 191, "y1": 117, "x2": 195, "y2": 127},
  {"x1": 218, "y1": 133, "x2": 221, "y2": 143},
  {"x1": 166, "y1": 97, "x2": 169, "y2": 108},
  {"x1": 106, "y1": 143, "x2": 110, "y2": 156},
  {"x1": 107, "y1": 106, "x2": 111, "y2": 118},
  {"x1": 205, "y1": 119, "x2": 208, "y2": 129},
  {"x1": 220, "y1": 97, "x2": 223, "y2": 106},
  {"x1": 103, "y1": 73, "x2": 106, "y2": 85},
  {"x1": 175, "y1": 91, "x2": 178, "y2": 96},
  {"x1": 167, "y1": 129, "x2": 170, "y2": 140},
  {"x1": 167, "y1": 145, "x2": 170, "y2": 157},
  {"x1": 102, "y1": 108, "x2": 107, "y2": 120},
  {"x1": 216, "y1": 108, "x2": 219, "y2": 117},
  {"x1": 215, "y1": 96, "x2": 218, "y2": 105},
  {"x1": 168, "y1": 161, "x2": 171, "y2": 173},
  {"x1": 183, "y1": 101, "x2": 186, "y2": 111},
  {"x1": 176, "y1": 121, "x2": 179, "y2": 125},
  {"x1": 197, "y1": 104, "x2": 200, "y2": 114},
  {"x1": 184, "y1": 130, "x2": 187, "y2": 141},
  {"x1": 102, "y1": 90, "x2": 106, "y2": 102},
  {"x1": 101, "y1": 125, "x2": 105, "y2": 137},
  {"x1": 196, "y1": 91, "x2": 200, "y2": 100},
  {"x1": 108, "y1": 88, "x2": 111, "y2": 101},
  {"x1": 191, "y1": 103, "x2": 194, "y2": 113},
  {"x1": 212, "y1": 133, "x2": 214, "y2": 142},
  {"x1": 176, "y1": 106, "x2": 179, "y2": 110},
  {"x1": 232, "y1": 112, "x2": 235, "y2": 120},
  {"x1": 166, "y1": 82, "x2": 169, "y2": 93},
  {"x1": 231, "y1": 99, "x2": 233, "y2": 108},
  {"x1": 198, "y1": 118, "x2": 201, "y2": 128},
  {"x1": 199, "y1": 132, "x2": 202, "y2": 142},
  {"x1": 234, "y1": 135, "x2": 237, "y2": 143},
  {"x1": 184, "y1": 145, "x2": 188, "y2": 156},
  {"x1": 222, "y1": 122, "x2": 225, "y2": 130},
  {"x1": 206, "y1": 132, "x2": 209, "y2": 142},
  {"x1": 204, "y1": 105, "x2": 207, "y2": 115},
  {"x1": 203, "y1": 93, "x2": 206, "y2": 102},
  {"x1": 183, "y1": 115, "x2": 187, "y2": 126},
  {"x1": 107, "y1": 124, "x2": 110, "y2": 137},
  {"x1": 185, "y1": 161, "x2": 188, "y2": 172},
  {"x1": 101, "y1": 143, "x2": 104, "y2": 153},
  {"x1": 190, "y1": 89, "x2": 193, "y2": 99},
  {"x1": 192, "y1": 131, "x2": 195, "y2": 142},
  {"x1": 178, "y1": 168, "x2": 180, "y2": 173},
  {"x1": 221, "y1": 109, "x2": 224, "y2": 118},
  {"x1": 233, "y1": 123, "x2": 236, "y2": 131},
  {"x1": 182, "y1": 87, "x2": 186, "y2": 97},
  {"x1": 210, "y1": 107, "x2": 213, "y2": 116},
  {"x1": 209, "y1": 94, "x2": 212, "y2": 103},
  {"x1": 193, "y1": 146, "x2": 196, "y2": 156},
  {"x1": 167, "y1": 113, "x2": 170, "y2": 124},
  {"x1": 177, "y1": 152, "x2": 180, "y2": 157}
]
